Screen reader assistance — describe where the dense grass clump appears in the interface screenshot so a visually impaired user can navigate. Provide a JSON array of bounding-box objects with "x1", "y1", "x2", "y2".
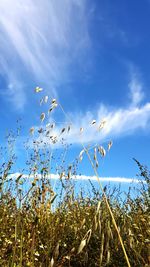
[{"x1": 0, "y1": 159, "x2": 149, "y2": 267}]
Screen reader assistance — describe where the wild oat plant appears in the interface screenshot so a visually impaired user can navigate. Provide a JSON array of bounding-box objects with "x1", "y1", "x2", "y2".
[{"x1": 0, "y1": 88, "x2": 149, "y2": 267}]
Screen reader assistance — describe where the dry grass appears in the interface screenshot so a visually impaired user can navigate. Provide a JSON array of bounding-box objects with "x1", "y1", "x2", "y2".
[
  {"x1": 0, "y1": 170, "x2": 149, "y2": 267},
  {"x1": 0, "y1": 89, "x2": 150, "y2": 266}
]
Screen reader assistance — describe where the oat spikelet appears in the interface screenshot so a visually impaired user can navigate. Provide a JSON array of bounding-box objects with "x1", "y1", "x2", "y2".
[
  {"x1": 35, "y1": 86, "x2": 43, "y2": 93},
  {"x1": 98, "y1": 119, "x2": 107, "y2": 130},
  {"x1": 29, "y1": 127, "x2": 34, "y2": 135},
  {"x1": 46, "y1": 123, "x2": 51, "y2": 128},
  {"x1": 52, "y1": 102, "x2": 58, "y2": 108},
  {"x1": 108, "y1": 141, "x2": 113, "y2": 151},
  {"x1": 50, "y1": 123, "x2": 55, "y2": 129},
  {"x1": 40, "y1": 98, "x2": 43, "y2": 105},
  {"x1": 79, "y1": 149, "x2": 84, "y2": 162},
  {"x1": 40, "y1": 112, "x2": 45, "y2": 122},
  {"x1": 60, "y1": 128, "x2": 65, "y2": 135},
  {"x1": 80, "y1": 127, "x2": 84, "y2": 133},
  {"x1": 38, "y1": 127, "x2": 43, "y2": 134},
  {"x1": 98, "y1": 146, "x2": 106, "y2": 157},
  {"x1": 44, "y1": 95, "x2": 48, "y2": 103},
  {"x1": 48, "y1": 102, "x2": 58, "y2": 114},
  {"x1": 60, "y1": 172, "x2": 65, "y2": 179},
  {"x1": 96, "y1": 160, "x2": 99, "y2": 168},
  {"x1": 51, "y1": 99, "x2": 57, "y2": 104},
  {"x1": 67, "y1": 171, "x2": 71, "y2": 179},
  {"x1": 94, "y1": 147, "x2": 97, "y2": 161},
  {"x1": 68, "y1": 125, "x2": 71, "y2": 132},
  {"x1": 91, "y1": 119, "x2": 96, "y2": 125}
]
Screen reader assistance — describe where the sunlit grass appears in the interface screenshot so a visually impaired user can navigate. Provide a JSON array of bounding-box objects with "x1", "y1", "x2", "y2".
[{"x1": 0, "y1": 88, "x2": 149, "y2": 266}]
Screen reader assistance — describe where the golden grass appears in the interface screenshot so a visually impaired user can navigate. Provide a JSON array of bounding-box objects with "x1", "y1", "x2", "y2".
[{"x1": 0, "y1": 89, "x2": 149, "y2": 266}]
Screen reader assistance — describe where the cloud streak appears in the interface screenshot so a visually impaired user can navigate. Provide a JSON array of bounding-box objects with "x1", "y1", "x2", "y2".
[
  {"x1": 0, "y1": 0, "x2": 90, "y2": 109},
  {"x1": 8, "y1": 173, "x2": 143, "y2": 183},
  {"x1": 128, "y1": 69, "x2": 145, "y2": 107}
]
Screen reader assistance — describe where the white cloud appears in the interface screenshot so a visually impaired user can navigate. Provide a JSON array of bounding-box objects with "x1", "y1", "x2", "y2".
[
  {"x1": 31, "y1": 98, "x2": 150, "y2": 148},
  {"x1": 128, "y1": 71, "x2": 144, "y2": 106},
  {"x1": 0, "y1": 0, "x2": 90, "y2": 109},
  {"x1": 26, "y1": 62, "x2": 150, "y2": 148},
  {"x1": 8, "y1": 172, "x2": 142, "y2": 183}
]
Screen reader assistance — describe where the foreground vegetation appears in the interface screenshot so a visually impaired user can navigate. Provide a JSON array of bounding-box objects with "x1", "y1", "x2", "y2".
[
  {"x1": 0, "y1": 159, "x2": 149, "y2": 267},
  {"x1": 0, "y1": 89, "x2": 149, "y2": 266}
]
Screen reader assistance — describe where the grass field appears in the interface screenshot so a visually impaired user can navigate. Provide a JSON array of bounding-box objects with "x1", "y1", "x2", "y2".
[{"x1": 0, "y1": 93, "x2": 150, "y2": 267}]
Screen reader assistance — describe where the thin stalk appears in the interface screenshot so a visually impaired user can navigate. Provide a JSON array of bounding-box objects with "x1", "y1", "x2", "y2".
[{"x1": 58, "y1": 102, "x2": 131, "y2": 267}]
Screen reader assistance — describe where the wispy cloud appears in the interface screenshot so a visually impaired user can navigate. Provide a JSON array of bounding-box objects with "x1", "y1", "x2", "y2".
[
  {"x1": 128, "y1": 69, "x2": 144, "y2": 107},
  {"x1": 30, "y1": 71, "x2": 150, "y2": 147},
  {"x1": 8, "y1": 173, "x2": 142, "y2": 183},
  {"x1": 0, "y1": 0, "x2": 90, "y2": 109}
]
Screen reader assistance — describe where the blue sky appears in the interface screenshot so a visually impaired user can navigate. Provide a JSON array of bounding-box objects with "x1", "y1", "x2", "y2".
[{"x1": 0, "y1": 0, "x2": 150, "y2": 184}]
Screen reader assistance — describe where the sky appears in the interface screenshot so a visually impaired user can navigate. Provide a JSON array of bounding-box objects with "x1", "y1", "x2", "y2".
[{"x1": 0, "y1": 0, "x2": 150, "y2": 186}]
